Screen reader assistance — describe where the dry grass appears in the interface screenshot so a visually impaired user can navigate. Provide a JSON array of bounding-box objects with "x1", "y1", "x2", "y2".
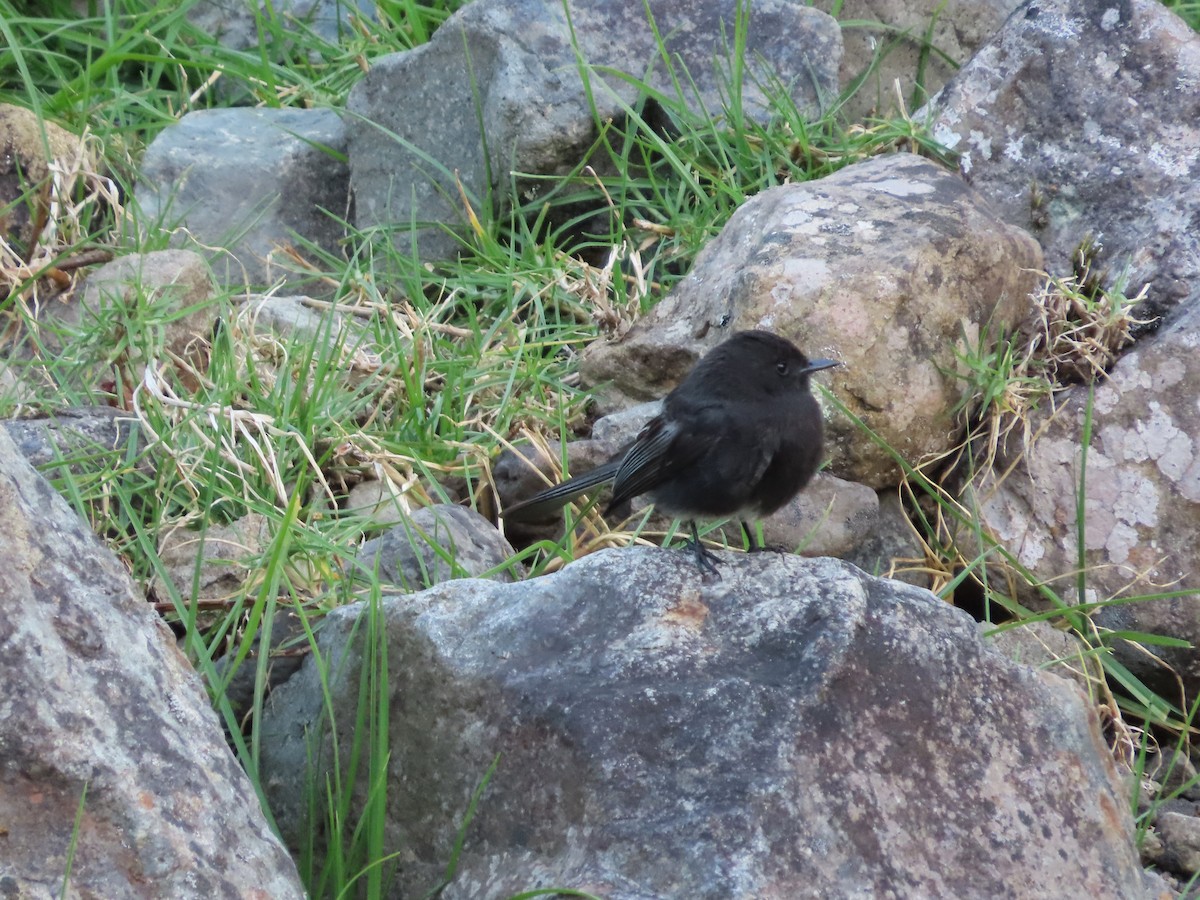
[
  {"x1": 894, "y1": 255, "x2": 1155, "y2": 599},
  {"x1": 1, "y1": 124, "x2": 115, "y2": 321}
]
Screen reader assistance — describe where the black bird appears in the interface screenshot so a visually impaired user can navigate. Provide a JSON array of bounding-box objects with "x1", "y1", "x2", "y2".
[{"x1": 504, "y1": 329, "x2": 839, "y2": 575}]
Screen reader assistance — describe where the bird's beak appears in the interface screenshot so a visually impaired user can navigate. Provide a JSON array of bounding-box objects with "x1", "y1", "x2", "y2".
[{"x1": 803, "y1": 358, "x2": 840, "y2": 374}]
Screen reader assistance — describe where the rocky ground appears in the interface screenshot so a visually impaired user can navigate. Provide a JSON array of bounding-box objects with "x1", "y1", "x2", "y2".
[{"x1": 3, "y1": 0, "x2": 1200, "y2": 896}]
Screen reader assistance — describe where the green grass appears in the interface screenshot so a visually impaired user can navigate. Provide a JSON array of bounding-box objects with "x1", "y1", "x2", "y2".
[
  {"x1": 1164, "y1": 0, "x2": 1200, "y2": 30},
  {"x1": 3, "y1": 0, "x2": 1198, "y2": 894}
]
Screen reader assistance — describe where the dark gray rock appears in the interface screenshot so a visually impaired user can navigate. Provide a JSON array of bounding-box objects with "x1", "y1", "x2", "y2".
[
  {"x1": 923, "y1": 0, "x2": 1200, "y2": 325},
  {"x1": 355, "y1": 503, "x2": 517, "y2": 589},
  {"x1": 346, "y1": 0, "x2": 842, "y2": 261},
  {"x1": 189, "y1": 0, "x2": 374, "y2": 51},
  {"x1": 136, "y1": 108, "x2": 350, "y2": 289},
  {"x1": 843, "y1": 490, "x2": 930, "y2": 586},
  {"x1": 0, "y1": 428, "x2": 303, "y2": 897},
  {"x1": 260, "y1": 549, "x2": 1147, "y2": 898},
  {"x1": 4, "y1": 406, "x2": 140, "y2": 471},
  {"x1": 213, "y1": 607, "x2": 312, "y2": 726},
  {"x1": 581, "y1": 153, "x2": 1043, "y2": 488},
  {"x1": 494, "y1": 438, "x2": 612, "y2": 509},
  {"x1": 493, "y1": 404, "x2": 654, "y2": 537}
]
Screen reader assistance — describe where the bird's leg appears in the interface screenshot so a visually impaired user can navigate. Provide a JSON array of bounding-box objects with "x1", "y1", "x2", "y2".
[
  {"x1": 684, "y1": 520, "x2": 722, "y2": 580},
  {"x1": 742, "y1": 519, "x2": 789, "y2": 554},
  {"x1": 740, "y1": 520, "x2": 763, "y2": 552}
]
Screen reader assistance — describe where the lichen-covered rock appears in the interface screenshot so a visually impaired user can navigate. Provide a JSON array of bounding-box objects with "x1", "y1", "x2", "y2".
[
  {"x1": 923, "y1": 0, "x2": 1200, "y2": 324},
  {"x1": 964, "y1": 302, "x2": 1200, "y2": 698}
]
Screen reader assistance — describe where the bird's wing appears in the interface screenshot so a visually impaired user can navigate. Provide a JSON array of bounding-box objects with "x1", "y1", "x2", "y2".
[
  {"x1": 608, "y1": 403, "x2": 779, "y2": 510},
  {"x1": 606, "y1": 415, "x2": 697, "y2": 510},
  {"x1": 617, "y1": 400, "x2": 787, "y2": 516},
  {"x1": 503, "y1": 458, "x2": 623, "y2": 522}
]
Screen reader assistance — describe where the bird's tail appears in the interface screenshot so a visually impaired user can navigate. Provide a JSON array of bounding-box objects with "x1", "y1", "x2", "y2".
[{"x1": 502, "y1": 459, "x2": 622, "y2": 522}]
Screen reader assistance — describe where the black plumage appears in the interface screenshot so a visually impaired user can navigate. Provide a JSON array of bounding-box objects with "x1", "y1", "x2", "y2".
[{"x1": 504, "y1": 330, "x2": 838, "y2": 574}]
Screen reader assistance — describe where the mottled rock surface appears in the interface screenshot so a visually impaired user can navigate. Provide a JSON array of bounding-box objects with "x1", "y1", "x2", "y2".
[
  {"x1": 965, "y1": 302, "x2": 1200, "y2": 697},
  {"x1": 260, "y1": 550, "x2": 1148, "y2": 898},
  {"x1": 0, "y1": 427, "x2": 303, "y2": 898},
  {"x1": 924, "y1": 0, "x2": 1200, "y2": 324}
]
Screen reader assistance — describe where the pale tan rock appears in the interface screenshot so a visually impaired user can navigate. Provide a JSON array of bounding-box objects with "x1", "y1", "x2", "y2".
[{"x1": 582, "y1": 153, "x2": 1042, "y2": 488}]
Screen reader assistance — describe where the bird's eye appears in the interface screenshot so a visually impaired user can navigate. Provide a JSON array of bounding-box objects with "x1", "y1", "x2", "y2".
[{"x1": 776, "y1": 361, "x2": 789, "y2": 375}]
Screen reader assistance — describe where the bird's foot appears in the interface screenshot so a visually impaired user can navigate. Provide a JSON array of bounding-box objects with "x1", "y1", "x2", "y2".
[
  {"x1": 746, "y1": 542, "x2": 791, "y2": 554},
  {"x1": 685, "y1": 541, "x2": 722, "y2": 582},
  {"x1": 682, "y1": 522, "x2": 722, "y2": 581}
]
